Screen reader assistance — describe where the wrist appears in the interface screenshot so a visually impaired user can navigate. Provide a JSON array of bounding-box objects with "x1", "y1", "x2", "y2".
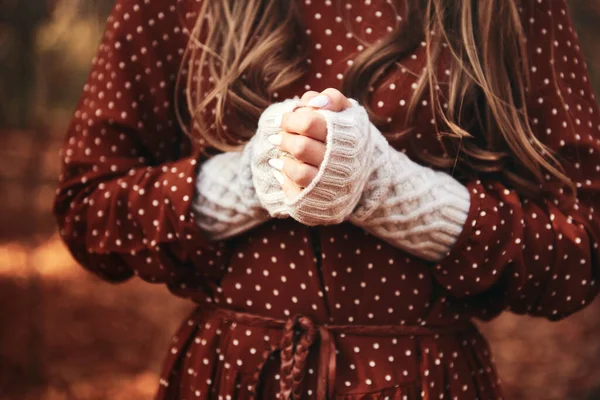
[{"x1": 286, "y1": 101, "x2": 376, "y2": 225}]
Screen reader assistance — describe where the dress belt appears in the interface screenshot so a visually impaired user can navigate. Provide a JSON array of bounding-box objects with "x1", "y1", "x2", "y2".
[{"x1": 201, "y1": 304, "x2": 471, "y2": 400}]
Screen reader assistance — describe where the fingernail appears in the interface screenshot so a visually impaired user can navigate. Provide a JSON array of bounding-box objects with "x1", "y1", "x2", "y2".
[
  {"x1": 306, "y1": 94, "x2": 330, "y2": 108},
  {"x1": 273, "y1": 170, "x2": 285, "y2": 185},
  {"x1": 268, "y1": 158, "x2": 284, "y2": 171},
  {"x1": 267, "y1": 134, "x2": 282, "y2": 146}
]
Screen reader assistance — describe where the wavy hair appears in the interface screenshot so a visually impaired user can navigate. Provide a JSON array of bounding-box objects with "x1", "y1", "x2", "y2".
[{"x1": 176, "y1": 0, "x2": 574, "y2": 202}]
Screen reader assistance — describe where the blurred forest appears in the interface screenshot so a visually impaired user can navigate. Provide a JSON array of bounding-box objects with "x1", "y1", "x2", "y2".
[{"x1": 0, "y1": 1, "x2": 599, "y2": 399}]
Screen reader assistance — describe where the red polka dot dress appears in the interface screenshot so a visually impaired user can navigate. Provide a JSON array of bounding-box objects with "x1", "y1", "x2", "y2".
[{"x1": 53, "y1": 0, "x2": 600, "y2": 399}]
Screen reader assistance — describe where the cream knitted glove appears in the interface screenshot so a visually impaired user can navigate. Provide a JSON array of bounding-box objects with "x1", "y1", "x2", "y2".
[
  {"x1": 251, "y1": 99, "x2": 300, "y2": 218},
  {"x1": 347, "y1": 123, "x2": 471, "y2": 262},
  {"x1": 192, "y1": 134, "x2": 270, "y2": 240},
  {"x1": 192, "y1": 99, "x2": 299, "y2": 239},
  {"x1": 318, "y1": 102, "x2": 470, "y2": 261}
]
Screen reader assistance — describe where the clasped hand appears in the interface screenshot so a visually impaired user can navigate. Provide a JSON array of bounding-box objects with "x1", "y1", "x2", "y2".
[{"x1": 266, "y1": 88, "x2": 353, "y2": 200}]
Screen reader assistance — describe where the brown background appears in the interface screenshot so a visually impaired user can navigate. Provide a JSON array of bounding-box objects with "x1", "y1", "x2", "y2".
[{"x1": 0, "y1": 1, "x2": 599, "y2": 399}]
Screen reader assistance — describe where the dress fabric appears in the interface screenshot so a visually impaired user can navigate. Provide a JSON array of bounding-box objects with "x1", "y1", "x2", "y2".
[{"x1": 52, "y1": 0, "x2": 600, "y2": 399}]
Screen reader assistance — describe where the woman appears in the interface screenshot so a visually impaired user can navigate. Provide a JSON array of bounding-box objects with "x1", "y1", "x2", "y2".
[{"x1": 53, "y1": 0, "x2": 600, "y2": 398}]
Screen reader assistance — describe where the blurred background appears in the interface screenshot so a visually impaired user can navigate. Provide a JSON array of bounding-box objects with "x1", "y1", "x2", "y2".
[{"x1": 0, "y1": 1, "x2": 599, "y2": 399}]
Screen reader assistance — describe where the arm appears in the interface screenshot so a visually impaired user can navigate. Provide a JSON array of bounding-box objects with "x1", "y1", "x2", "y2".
[
  {"x1": 53, "y1": 0, "x2": 250, "y2": 289},
  {"x1": 427, "y1": 0, "x2": 600, "y2": 319},
  {"x1": 192, "y1": 135, "x2": 271, "y2": 240},
  {"x1": 258, "y1": 0, "x2": 600, "y2": 320},
  {"x1": 349, "y1": 0, "x2": 600, "y2": 319},
  {"x1": 345, "y1": 121, "x2": 471, "y2": 262}
]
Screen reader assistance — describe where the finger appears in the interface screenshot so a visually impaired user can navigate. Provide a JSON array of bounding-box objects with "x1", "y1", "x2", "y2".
[
  {"x1": 298, "y1": 91, "x2": 321, "y2": 107},
  {"x1": 269, "y1": 157, "x2": 318, "y2": 188},
  {"x1": 303, "y1": 88, "x2": 353, "y2": 112},
  {"x1": 275, "y1": 131, "x2": 326, "y2": 167},
  {"x1": 280, "y1": 109, "x2": 327, "y2": 141},
  {"x1": 273, "y1": 169, "x2": 303, "y2": 200},
  {"x1": 319, "y1": 88, "x2": 353, "y2": 111}
]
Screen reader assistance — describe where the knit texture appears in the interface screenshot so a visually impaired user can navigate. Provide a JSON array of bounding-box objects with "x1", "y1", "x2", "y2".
[
  {"x1": 192, "y1": 134, "x2": 269, "y2": 240},
  {"x1": 252, "y1": 98, "x2": 377, "y2": 226},
  {"x1": 192, "y1": 99, "x2": 300, "y2": 239},
  {"x1": 285, "y1": 99, "x2": 375, "y2": 225},
  {"x1": 348, "y1": 124, "x2": 471, "y2": 261},
  {"x1": 251, "y1": 99, "x2": 299, "y2": 218}
]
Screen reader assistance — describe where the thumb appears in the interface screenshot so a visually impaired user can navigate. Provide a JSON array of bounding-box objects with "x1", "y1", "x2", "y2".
[{"x1": 302, "y1": 88, "x2": 353, "y2": 112}]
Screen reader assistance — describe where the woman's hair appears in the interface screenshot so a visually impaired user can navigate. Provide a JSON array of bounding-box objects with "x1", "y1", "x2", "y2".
[{"x1": 176, "y1": 0, "x2": 574, "y2": 202}]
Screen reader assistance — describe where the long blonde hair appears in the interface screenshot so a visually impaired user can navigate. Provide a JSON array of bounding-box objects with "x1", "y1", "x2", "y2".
[{"x1": 176, "y1": 0, "x2": 574, "y2": 202}]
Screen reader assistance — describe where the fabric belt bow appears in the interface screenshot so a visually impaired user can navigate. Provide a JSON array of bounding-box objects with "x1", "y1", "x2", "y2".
[
  {"x1": 276, "y1": 314, "x2": 336, "y2": 400},
  {"x1": 201, "y1": 305, "x2": 470, "y2": 400}
]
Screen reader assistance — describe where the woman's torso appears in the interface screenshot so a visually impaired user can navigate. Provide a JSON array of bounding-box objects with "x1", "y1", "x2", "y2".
[
  {"x1": 187, "y1": 0, "x2": 491, "y2": 330},
  {"x1": 156, "y1": 1, "x2": 504, "y2": 399}
]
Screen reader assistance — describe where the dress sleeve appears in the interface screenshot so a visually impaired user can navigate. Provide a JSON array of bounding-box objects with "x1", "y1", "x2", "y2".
[
  {"x1": 431, "y1": 0, "x2": 600, "y2": 320},
  {"x1": 52, "y1": 0, "x2": 229, "y2": 289}
]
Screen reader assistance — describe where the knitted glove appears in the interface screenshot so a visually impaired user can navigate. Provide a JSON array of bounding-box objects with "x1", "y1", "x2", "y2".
[
  {"x1": 192, "y1": 134, "x2": 270, "y2": 240},
  {"x1": 314, "y1": 101, "x2": 470, "y2": 261},
  {"x1": 251, "y1": 98, "x2": 300, "y2": 218},
  {"x1": 193, "y1": 99, "x2": 300, "y2": 240},
  {"x1": 347, "y1": 121, "x2": 471, "y2": 262}
]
